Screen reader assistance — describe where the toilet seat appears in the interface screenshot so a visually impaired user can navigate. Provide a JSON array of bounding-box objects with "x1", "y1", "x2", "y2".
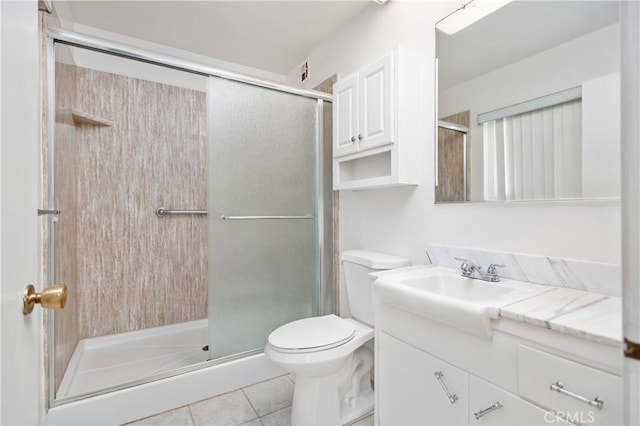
[{"x1": 268, "y1": 314, "x2": 355, "y2": 353}]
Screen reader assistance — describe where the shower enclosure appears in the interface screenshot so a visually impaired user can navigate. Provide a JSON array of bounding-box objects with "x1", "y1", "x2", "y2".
[{"x1": 44, "y1": 29, "x2": 333, "y2": 408}]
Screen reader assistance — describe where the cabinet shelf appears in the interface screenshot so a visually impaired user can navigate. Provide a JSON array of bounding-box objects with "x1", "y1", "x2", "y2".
[
  {"x1": 56, "y1": 108, "x2": 114, "y2": 127},
  {"x1": 334, "y1": 146, "x2": 418, "y2": 190}
]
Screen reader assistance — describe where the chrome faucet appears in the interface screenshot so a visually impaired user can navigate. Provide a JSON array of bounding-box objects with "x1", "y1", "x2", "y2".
[{"x1": 455, "y1": 257, "x2": 505, "y2": 282}]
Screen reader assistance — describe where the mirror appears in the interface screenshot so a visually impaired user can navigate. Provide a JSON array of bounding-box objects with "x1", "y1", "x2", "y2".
[{"x1": 435, "y1": 1, "x2": 620, "y2": 203}]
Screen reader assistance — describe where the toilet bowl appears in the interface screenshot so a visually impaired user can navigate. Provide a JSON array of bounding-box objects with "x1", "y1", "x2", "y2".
[{"x1": 265, "y1": 250, "x2": 410, "y2": 426}]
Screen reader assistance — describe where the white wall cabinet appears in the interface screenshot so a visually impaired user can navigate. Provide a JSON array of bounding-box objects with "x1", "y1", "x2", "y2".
[
  {"x1": 333, "y1": 47, "x2": 422, "y2": 190},
  {"x1": 333, "y1": 73, "x2": 360, "y2": 157}
]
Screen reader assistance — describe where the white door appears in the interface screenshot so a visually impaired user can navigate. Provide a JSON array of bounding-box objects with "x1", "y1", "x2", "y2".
[
  {"x1": 332, "y1": 73, "x2": 359, "y2": 157},
  {"x1": 621, "y1": 2, "x2": 640, "y2": 425},
  {"x1": 1, "y1": 2, "x2": 46, "y2": 425},
  {"x1": 358, "y1": 52, "x2": 394, "y2": 151}
]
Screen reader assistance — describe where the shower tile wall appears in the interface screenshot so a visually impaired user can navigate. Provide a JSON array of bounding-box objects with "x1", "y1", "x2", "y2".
[
  {"x1": 436, "y1": 111, "x2": 470, "y2": 202},
  {"x1": 54, "y1": 63, "x2": 207, "y2": 385},
  {"x1": 54, "y1": 64, "x2": 80, "y2": 392}
]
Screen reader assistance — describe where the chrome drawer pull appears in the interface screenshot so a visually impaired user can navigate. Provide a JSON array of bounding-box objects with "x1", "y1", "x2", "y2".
[
  {"x1": 434, "y1": 371, "x2": 458, "y2": 404},
  {"x1": 549, "y1": 382, "x2": 604, "y2": 410},
  {"x1": 474, "y1": 401, "x2": 503, "y2": 420}
]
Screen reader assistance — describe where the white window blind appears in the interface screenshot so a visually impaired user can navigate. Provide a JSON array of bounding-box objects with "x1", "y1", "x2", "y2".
[{"x1": 483, "y1": 98, "x2": 582, "y2": 201}]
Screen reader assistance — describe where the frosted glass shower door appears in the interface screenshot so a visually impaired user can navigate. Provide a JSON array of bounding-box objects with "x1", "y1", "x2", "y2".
[{"x1": 207, "y1": 77, "x2": 320, "y2": 359}]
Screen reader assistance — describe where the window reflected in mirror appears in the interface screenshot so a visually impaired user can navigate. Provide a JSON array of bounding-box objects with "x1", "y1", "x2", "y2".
[{"x1": 435, "y1": 1, "x2": 620, "y2": 203}]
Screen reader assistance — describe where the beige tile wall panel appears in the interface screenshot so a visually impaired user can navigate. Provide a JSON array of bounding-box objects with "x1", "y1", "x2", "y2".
[
  {"x1": 54, "y1": 63, "x2": 81, "y2": 392},
  {"x1": 56, "y1": 64, "x2": 207, "y2": 339},
  {"x1": 436, "y1": 111, "x2": 470, "y2": 203}
]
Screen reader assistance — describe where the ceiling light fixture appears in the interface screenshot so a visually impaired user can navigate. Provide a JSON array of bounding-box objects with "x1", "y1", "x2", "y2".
[
  {"x1": 373, "y1": 0, "x2": 389, "y2": 5},
  {"x1": 436, "y1": 0, "x2": 512, "y2": 35}
]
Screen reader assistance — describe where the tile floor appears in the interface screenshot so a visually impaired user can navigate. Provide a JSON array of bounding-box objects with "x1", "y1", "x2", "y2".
[{"x1": 125, "y1": 374, "x2": 374, "y2": 426}]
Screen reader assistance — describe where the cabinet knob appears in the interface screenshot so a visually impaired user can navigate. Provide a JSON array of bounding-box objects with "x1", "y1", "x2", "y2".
[
  {"x1": 358, "y1": 134, "x2": 363, "y2": 140},
  {"x1": 350, "y1": 136, "x2": 356, "y2": 143}
]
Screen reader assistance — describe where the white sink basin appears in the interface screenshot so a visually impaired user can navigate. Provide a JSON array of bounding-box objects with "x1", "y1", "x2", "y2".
[
  {"x1": 374, "y1": 266, "x2": 547, "y2": 337},
  {"x1": 400, "y1": 274, "x2": 517, "y2": 302}
]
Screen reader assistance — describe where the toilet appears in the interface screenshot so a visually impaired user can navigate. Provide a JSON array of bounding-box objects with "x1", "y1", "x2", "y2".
[{"x1": 265, "y1": 250, "x2": 410, "y2": 426}]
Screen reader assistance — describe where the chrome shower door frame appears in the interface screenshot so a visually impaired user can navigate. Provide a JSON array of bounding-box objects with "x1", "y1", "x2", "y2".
[{"x1": 45, "y1": 27, "x2": 332, "y2": 408}]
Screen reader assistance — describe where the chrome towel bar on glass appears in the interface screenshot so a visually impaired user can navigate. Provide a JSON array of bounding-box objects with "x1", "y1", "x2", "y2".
[
  {"x1": 155, "y1": 207, "x2": 208, "y2": 218},
  {"x1": 219, "y1": 214, "x2": 313, "y2": 221}
]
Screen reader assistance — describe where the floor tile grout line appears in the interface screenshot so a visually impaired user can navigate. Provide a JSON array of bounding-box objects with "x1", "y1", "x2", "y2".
[
  {"x1": 240, "y1": 388, "x2": 261, "y2": 422},
  {"x1": 187, "y1": 404, "x2": 196, "y2": 426},
  {"x1": 241, "y1": 376, "x2": 294, "y2": 418},
  {"x1": 255, "y1": 403, "x2": 293, "y2": 422}
]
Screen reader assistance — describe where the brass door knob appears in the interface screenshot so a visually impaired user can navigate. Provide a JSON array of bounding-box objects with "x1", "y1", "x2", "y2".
[{"x1": 23, "y1": 284, "x2": 67, "y2": 315}]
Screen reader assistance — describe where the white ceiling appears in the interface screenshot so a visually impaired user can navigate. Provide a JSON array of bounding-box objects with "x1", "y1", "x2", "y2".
[
  {"x1": 54, "y1": 0, "x2": 374, "y2": 76},
  {"x1": 437, "y1": 1, "x2": 619, "y2": 90}
]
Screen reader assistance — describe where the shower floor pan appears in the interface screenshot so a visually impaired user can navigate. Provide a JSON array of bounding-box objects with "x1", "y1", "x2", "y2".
[{"x1": 57, "y1": 319, "x2": 209, "y2": 399}]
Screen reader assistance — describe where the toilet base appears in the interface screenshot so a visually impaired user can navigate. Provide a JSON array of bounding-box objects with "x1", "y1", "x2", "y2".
[
  {"x1": 290, "y1": 346, "x2": 374, "y2": 426},
  {"x1": 340, "y1": 388, "x2": 374, "y2": 425}
]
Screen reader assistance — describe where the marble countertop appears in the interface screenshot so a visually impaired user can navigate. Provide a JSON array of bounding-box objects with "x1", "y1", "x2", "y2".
[
  {"x1": 498, "y1": 286, "x2": 621, "y2": 346},
  {"x1": 371, "y1": 265, "x2": 622, "y2": 347}
]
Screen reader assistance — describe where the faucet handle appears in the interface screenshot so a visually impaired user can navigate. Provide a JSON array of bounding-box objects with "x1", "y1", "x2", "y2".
[
  {"x1": 486, "y1": 263, "x2": 505, "y2": 276},
  {"x1": 455, "y1": 257, "x2": 476, "y2": 275},
  {"x1": 455, "y1": 257, "x2": 477, "y2": 266}
]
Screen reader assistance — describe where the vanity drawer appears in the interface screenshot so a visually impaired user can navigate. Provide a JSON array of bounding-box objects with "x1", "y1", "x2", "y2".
[
  {"x1": 517, "y1": 345, "x2": 622, "y2": 425},
  {"x1": 469, "y1": 375, "x2": 553, "y2": 425}
]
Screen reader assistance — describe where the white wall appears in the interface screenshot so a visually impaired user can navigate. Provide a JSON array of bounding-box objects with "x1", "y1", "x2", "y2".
[
  {"x1": 49, "y1": 3, "x2": 288, "y2": 92},
  {"x1": 291, "y1": 1, "x2": 621, "y2": 312},
  {"x1": 51, "y1": 0, "x2": 288, "y2": 84},
  {"x1": 582, "y1": 71, "x2": 621, "y2": 198}
]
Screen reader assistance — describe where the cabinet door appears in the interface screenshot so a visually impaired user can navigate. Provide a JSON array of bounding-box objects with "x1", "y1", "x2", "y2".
[
  {"x1": 469, "y1": 376, "x2": 554, "y2": 425},
  {"x1": 333, "y1": 73, "x2": 359, "y2": 157},
  {"x1": 377, "y1": 332, "x2": 468, "y2": 425},
  {"x1": 358, "y1": 52, "x2": 394, "y2": 151},
  {"x1": 518, "y1": 345, "x2": 621, "y2": 425}
]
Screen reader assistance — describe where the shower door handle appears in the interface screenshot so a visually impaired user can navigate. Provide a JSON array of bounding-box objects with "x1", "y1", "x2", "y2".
[
  {"x1": 155, "y1": 207, "x2": 208, "y2": 217},
  {"x1": 220, "y1": 214, "x2": 313, "y2": 221}
]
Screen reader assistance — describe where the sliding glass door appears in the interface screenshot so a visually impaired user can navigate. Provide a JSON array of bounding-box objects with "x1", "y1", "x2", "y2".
[{"x1": 207, "y1": 77, "x2": 320, "y2": 359}]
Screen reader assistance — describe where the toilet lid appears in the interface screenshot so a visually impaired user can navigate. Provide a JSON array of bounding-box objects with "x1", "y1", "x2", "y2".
[{"x1": 268, "y1": 314, "x2": 356, "y2": 352}]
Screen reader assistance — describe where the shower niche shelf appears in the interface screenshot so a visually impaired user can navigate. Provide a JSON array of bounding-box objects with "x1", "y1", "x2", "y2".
[{"x1": 56, "y1": 107, "x2": 114, "y2": 127}]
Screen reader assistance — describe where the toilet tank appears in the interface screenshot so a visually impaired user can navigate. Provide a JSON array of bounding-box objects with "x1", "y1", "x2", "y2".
[{"x1": 342, "y1": 250, "x2": 410, "y2": 326}]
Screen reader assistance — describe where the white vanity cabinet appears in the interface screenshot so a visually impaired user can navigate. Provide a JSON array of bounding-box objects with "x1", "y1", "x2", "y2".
[
  {"x1": 377, "y1": 332, "x2": 468, "y2": 425},
  {"x1": 332, "y1": 47, "x2": 422, "y2": 190},
  {"x1": 375, "y1": 305, "x2": 622, "y2": 426},
  {"x1": 469, "y1": 375, "x2": 551, "y2": 425},
  {"x1": 517, "y1": 345, "x2": 622, "y2": 425},
  {"x1": 377, "y1": 332, "x2": 551, "y2": 425}
]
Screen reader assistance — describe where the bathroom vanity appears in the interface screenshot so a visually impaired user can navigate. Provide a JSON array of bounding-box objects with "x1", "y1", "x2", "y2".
[{"x1": 372, "y1": 266, "x2": 622, "y2": 425}]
